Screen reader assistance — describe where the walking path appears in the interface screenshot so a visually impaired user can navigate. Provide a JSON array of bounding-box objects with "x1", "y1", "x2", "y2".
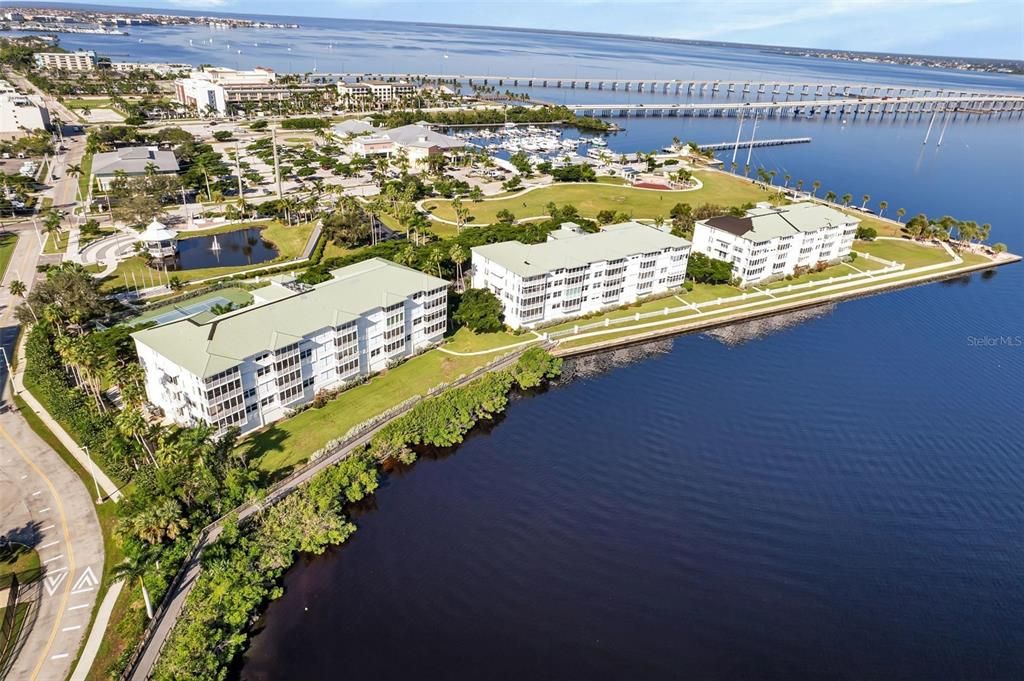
[
  {"x1": 436, "y1": 332, "x2": 542, "y2": 356},
  {"x1": 550, "y1": 250, "x2": 984, "y2": 353},
  {"x1": 0, "y1": 230, "x2": 107, "y2": 681},
  {"x1": 125, "y1": 347, "x2": 534, "y2": 680}
]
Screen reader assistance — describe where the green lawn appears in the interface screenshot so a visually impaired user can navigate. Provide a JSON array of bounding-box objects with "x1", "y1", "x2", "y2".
[
  {"x1": 553, "y1": 251, "x2": 999, "y2": 351},
  {"x1": 0, "y1": 544, "x2": 40, "y2": 589},
  {"x1": 241, "y1": 346, "x2": 508, "y2": 475},
  {"x1": 0, "y1": 233, "x2": 18, "y2": 281},
  {"x1": 97, "y1": 221, "x2": 316, "y2": 292},
  {"x1": 421, "y1": 170, "x2": 773, "y2": 225},
  {"x1": 442, "y1": 327, "x2": 533, "y2": 353},
  {"x1": 43, "y1": 229, "x2": 69, "y2": 255},
  {"x1": 78, "y1": 153, "x2": 93, "y2": 201},
  {"x1": 857, "y1": 239, "x2": 954, "y2": 268},
  {"x1": 64, "y1": 98, "x2": 115, "y2": 109}
]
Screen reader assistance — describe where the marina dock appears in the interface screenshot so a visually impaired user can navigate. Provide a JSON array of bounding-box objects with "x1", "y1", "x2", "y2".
[{"x1": 698, "y1": 137, "x2": 812, "y2": 151}]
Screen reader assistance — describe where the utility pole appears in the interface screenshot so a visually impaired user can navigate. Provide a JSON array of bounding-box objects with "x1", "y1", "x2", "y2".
[
  {"x1": 731, "y1": 109, "x2": 745, "y2": 167},
  {"x1": 745, "y1": 112, "x2": 758, "y2": 169},
  {"x1": 234, "y1": 142, "x2": 245, "y2": 210},
  {"x1": 271, "y1": 127, "x2": 283, "y2": 200}
]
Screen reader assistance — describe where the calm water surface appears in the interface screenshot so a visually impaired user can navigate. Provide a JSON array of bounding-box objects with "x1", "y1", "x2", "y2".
[
  {"x1": 174, "y1": 228, "x2": 277, "y2": 270},
  {"x1": 58, "y1": 14, "x2": 1024, "y2": 681}
]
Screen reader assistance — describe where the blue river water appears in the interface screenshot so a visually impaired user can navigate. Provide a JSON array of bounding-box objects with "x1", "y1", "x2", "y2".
[{"x1": 60, "y1": 15, "x2": 1024, "y2": 680}]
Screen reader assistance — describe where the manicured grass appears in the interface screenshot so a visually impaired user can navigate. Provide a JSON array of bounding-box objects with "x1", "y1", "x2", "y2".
[
  {"x1": 421, "y1": 171, "x2": 773, "y2": 225},
  {"x1": 0, "y1": 544, "x2": 41, "y2": 589},
  {"x1": 0, "y1": 232, "x2": 18, "y2": 281},
  {"x1": 64, "y1": 98, "x2": 114, "y2": 109},
  {"x1": 97, "y1": 221, "x2": 316, "y2": 292},
  {"x1": 857, "y1": 239, "x2": 954, "y2": 268},
  {"x1": 78, "y1": 153, "x2": 93, "y2": 200},
  {"x1": 554, "y1": 253, "x2": 998, "y2": 351},
  {"x1": 851, "y1": 212, "x2": 904, "y2": 238},
  {"x1": 0, "y1": 602, "x2": 30, "y2": 671},
  {"x1": 43, "y1": 229, "x2": 69, "y2": 255},
  {"x1": 443, "y1": 327, "x2": 534, "y2": 353},
  {"x1": 241, "y1": 347, "x2": 507, "y2": 474}
]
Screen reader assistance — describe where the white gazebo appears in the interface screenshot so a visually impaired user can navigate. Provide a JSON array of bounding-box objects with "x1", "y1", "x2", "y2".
[{"x1": 137, "y1": 220, "x2": 178, "y2": 259}]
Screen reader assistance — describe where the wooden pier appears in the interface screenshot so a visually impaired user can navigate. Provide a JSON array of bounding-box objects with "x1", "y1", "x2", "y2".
[{"x1": 698, "y1": 137, "x2": 812, "y2": 151}]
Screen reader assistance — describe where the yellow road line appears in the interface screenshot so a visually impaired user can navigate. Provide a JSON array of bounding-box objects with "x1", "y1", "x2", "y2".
[{"x1": 0, "y1": 423, "x2": 76, "y2": 681}]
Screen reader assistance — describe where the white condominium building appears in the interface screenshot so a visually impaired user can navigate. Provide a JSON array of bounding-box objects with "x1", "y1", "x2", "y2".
[
  {"x1": 174, "y1": 67, "x2": 322, "y2": 116},
  {"x1": 132, "y1": 258, "x2": 449, "y2": 434},
  {"x1": 471, "y1": 222, "x2": 691, "y2": 329},
  {"x1": 337, "y1": 80, "x2": 417, "y2": 106},
  {"x1": 691, "y1": 202, "x2": 860, "y2": 286},
  {"x1": 33, "y1": 51, "x2": 96, "y2": 71}
]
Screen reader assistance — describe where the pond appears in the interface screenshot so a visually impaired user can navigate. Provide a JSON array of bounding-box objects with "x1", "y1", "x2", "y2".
[{"x1": 172, "y1": 228, "x2": 278, "y2": 270}]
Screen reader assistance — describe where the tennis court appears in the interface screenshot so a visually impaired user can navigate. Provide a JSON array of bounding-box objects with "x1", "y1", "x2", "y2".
[{"x1": 147, "y1": 296, "x2": 233, "y2": 326}]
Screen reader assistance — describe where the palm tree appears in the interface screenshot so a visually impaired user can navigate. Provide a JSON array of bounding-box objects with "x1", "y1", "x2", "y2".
[
  {"x1": 9, "y1": 279, "x2": 36, "y2": 322},
  {"x1": 896, "y1": 207, "x2": 906, "y2": 223},
  {"x1": 795, "y1": 179, "x2": 804, "y2": 192},
  {"x1": 395, "y1": 244, "x2": 416, "y2": 268},
  {"x1": 192, "y1": 157, "x2": 214, "y2": 202},
  {"x1": 449, "y1": 243, "x2": 467, "y2": 290},
  {"x1": 783, "y1": 174, "x2": 791, "y2": 188},
  {"x1": 768, "y1": 170, "x2": 777, "y2": 186},
  {"x1": 730, "y1": 161, "x2": 737, "y2": 174},
  {"x1": 860, "y1": 194, "x2": 870, "y2": 210},
  {"x1": 451, "y1": 197, "x2": 470, "y2": 233},
  {"x1": 426, "y1": 248, "x2": 446, "y2": 279},
  {"x1": 112, "y1": 552, "x2": 155, "y2": 619},
  {"x1": 841, "y1": 193, "x2": 853, "y2": 207},
  {"x1": 811, "y1": 180, "x2": 821, "y2": 197},
  {"x1": 878, "y1": 200, "x2": 888, "y2": 218},
  {"x1": 66, "y1": 163, "x2": 84, "y2": 203},
  {"x1": 825, "y1": 191, "x2": 837, "y2": 203}
]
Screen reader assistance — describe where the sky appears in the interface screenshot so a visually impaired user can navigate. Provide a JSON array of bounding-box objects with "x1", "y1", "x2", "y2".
[{"x1": 26, "y1": 0, "x2": 1024, "y2": 59}]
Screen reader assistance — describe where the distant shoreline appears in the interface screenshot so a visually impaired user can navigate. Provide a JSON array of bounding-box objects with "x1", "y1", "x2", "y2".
[{"x1": 11, "y1": 1, "x2": 1022, "y2": 65}]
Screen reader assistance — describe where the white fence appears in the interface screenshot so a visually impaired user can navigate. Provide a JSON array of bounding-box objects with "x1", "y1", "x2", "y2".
[{"x1": 546, "y1": 261, "x2": 904, "y2": 340}]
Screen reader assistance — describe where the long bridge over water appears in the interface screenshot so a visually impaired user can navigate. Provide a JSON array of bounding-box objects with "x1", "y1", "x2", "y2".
[
  {"x1": 318, "y1": 72, "x2": 1021, "y2": 101},
  {"x1": 567, "y1": 94, "x2": 1024, "y2": 119}
]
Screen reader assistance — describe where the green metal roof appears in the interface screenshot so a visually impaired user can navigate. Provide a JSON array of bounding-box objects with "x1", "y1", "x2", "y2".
[
  {"x1": 471, "y1": 222, "x2": 691, "y2": 278},
  {"x1": 132, "y1": 258, "x2": 447, "y2": 379}
]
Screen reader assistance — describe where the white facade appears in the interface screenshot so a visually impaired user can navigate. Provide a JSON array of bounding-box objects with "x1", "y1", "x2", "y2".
[
  {"x1": 174, "y1": 67, "x2": 321, "y2": 116},
  {"x1": 691, "y1": 202, "x2": 859, "y2": 286},
  {"x1": 337, "y1": 80, "x2": 416, "y2": 106},
  {"x1": 33, "y1": 51, "x2": 96, "y2": 71},
  {"x1": 133, "y1": 259, "x2": 448, "y2": 434},
  {"x1": 0, "y1": 92, "x2": 50, "y2": 136},
  {"x1": 110, "y1": 62, "x2": 191, "y2": 75},
  {"x1": 472, "y1": 222, "x2": 691, "y2": 329}
]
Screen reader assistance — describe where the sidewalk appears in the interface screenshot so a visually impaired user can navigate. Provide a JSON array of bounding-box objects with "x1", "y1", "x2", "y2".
[{"x1": 10, "y1": 332, "x2": 121, "y2": 501}]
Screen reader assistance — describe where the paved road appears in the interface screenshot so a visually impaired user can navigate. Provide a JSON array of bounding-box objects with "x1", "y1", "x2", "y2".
[
  {"x1": 126, "y1": 347, "x2": 533, "y2": 680},
  {"x1": 0, "y1": 88, "x2": 106, "y2": 679},
  {"x1": 0, "y1": 234, "x2": 106, "y2": 681}
]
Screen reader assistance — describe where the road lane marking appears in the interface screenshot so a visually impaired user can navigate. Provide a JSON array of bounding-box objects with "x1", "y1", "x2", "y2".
[
  {"x1": 41, "y1": 524, "x2": 55, "y2": 531},
  {"x1": 50, "y1": 653, "x2": 68, "y2": 660},
  {"x1": 61, "y1": 625, "x2": 81, "y2": 632},
  {"x1": 43, "y1": 554, "x2": 64, "y2": 564},
  {"x1": 39, "y1": 507, "x2": 51, "y2": 512},
  {"x1": 32, "y1": 490, "x2": 42, "y2": 496},
  {"x1": 68, "y1": 604, "x2": 89, "y2": 611},
  {"x1": 0, "y1": 424, "x2": 77, "y2": 681},
  {"x1": 40, "y1": 540, "x2": 59, "y2": 549}
]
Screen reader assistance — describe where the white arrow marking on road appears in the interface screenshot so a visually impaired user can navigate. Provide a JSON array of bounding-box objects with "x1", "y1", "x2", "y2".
[
  {"x1": 73, "y1": 566, "x2": 99, "y2": 591},
  {"x1": 44, "y1": 570, "x2": 68, "y2": 596}
]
